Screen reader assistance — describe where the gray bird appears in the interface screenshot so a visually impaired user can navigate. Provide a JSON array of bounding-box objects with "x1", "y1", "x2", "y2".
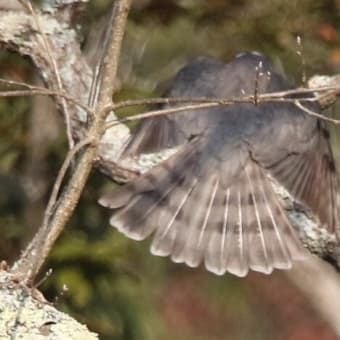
[{"x1": 99, "y1": 52, "x2": 339, "y2": 277}]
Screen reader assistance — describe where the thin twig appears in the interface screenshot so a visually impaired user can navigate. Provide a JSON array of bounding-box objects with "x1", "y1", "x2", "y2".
[
  {"x1": 0, "y1": 80, "x2": 93, "y2": 114},
  {"x1": 2, "y1": 74, "x2": 340, "y2": 132},
  {"x1": 102, "y1": 85, "x2": 340, "y2": 128},
  {"x1": 1, "y1": 75, "x2": 340, "y2": 128},
  {"x1": 22, "y1": 0, "x2": 75, "y2": 149},
  {"x1": 294, "y1": 100, "x2": 340, "y2": 124},
  {"x1": 296, "y1": 35, "x2": 307, "y2": 85},
  {"x1": 254, "y1": 61, "x2": 263, "y2": 105},
  {"x1": 107, "y1": 85, "x2": 340, "y2": 112},
  {"x1": 105, "y1": 97, "x2": 315, "y2": 129},
  {"x1": 88, "y1": 5, "x2": 118, "y2": 108},
  {"x1": 41, "y1": 136, "x2": 94, "y2": 230},
  {"x1": 109, "y1": 102, "x2": 229, "y2": 127}
]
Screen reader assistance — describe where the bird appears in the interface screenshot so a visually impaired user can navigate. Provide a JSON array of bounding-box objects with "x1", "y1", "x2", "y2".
[{"x1": 99, "y1": 52, "x2": 339, "y2": 277}]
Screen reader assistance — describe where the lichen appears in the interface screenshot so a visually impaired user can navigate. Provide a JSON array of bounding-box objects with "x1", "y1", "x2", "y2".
[{"x1": 0, "y1": 274, "x2": 98, "y2": 340}]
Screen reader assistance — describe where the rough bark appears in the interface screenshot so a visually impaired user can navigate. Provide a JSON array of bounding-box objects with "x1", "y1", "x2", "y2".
[{"x1": 0, "y1": 273, "x2": 98, "y2": 339}]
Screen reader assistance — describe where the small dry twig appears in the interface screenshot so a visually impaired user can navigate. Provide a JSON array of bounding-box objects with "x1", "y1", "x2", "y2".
[
  {"x1": 104, "y1": 88, "x2": 340, "y2": 128},
  {"x1": 296, "y1": 35, "x2": 307, "y2": 85},
  {"x1": 295, "y1": 100, "x2": 340, "y2": 124},
  {"x1": 41, "y1": 136, "x2": 94, "y2": 230},
  {"x1": 0, "y1": 78, "x2": 93, "y2": 114},
  {"x1": 19, "y1": 0, "x2": 75, "y2": 149}
]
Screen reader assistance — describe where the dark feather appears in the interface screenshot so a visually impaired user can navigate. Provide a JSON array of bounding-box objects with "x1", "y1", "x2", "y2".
[{"x1": 266, "y1": 125, "x2": 339, "y2": 233}]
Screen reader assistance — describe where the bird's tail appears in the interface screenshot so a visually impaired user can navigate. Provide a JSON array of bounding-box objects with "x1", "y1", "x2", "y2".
[{"x1": 99, "y1": 142, "x2": 306, "y2": 277}]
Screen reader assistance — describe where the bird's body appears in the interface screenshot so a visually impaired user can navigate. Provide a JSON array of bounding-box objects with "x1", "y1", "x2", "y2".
[{"x1": 100, "y1": 53, "x2": 339, "y2": 277}]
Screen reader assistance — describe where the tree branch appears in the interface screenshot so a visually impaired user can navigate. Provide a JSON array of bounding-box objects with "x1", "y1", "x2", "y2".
[
  {"x1": 0, "y1": 272, "x2": 98, "y2": 339},
  {"x1": 10, "y1": 0, "x2": 132, "y2": 282}
]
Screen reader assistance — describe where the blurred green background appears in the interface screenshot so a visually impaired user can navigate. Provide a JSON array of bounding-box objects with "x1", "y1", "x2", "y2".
[{"x1": 1, "y1": 0, "x2": 340, "y2": 339}]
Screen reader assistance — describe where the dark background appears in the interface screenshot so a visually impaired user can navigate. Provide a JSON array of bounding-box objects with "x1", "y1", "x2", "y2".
[{"x1": 1, "y1": 0, "x2": 340, "y2": 338}]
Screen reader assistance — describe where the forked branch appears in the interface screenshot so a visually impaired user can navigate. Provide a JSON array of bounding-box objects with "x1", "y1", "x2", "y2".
[{"x1": 10, "y1": 0, "x2": 132, "y2": 283}]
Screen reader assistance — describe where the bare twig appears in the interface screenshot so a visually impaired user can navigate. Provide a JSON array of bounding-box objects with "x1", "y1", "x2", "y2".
[
  {"x1": 0, "y1": 5, "x2": 95, "y2": 139},
  {"x1": 88, "y1": 5, "x2": 118, "y2": 108},
  {"x1": 0, "y1": 79, "x2": 93, "y2": 113},
  {"x1": 103, "y1": 98, "x2": 320, "y2": 129},
  {"x1": 106, "y1": 84, "x2": 340, "y2": 112},
  {"x1": 294, "y1": 100, "x2": 340, "y2": 124},
  {"x1": 3, "y1": 78, "x2": 340, "y2": 127},
  {"x1": 253, "y1": 60, "x2": 263, "y2": 105},
  {"x1": 296, "y1": 35, "x2": 307, "y2": 85},
  {"x1": 41, "y1": 136, "x2": 93, "y2": 230},
  {"x1": 20, "y1": 0, "x2": 75, "y2": 149},
  {"x1": 102, "y1": 83, "x2": 340, "y2": 128}
]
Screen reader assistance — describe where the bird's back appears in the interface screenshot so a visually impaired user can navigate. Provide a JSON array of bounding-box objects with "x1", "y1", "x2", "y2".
[{"x1": 124, "y1": 52, "x2": 318, "y2": 163}]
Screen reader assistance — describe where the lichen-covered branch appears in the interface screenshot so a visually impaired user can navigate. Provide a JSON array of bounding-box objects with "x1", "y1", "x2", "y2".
[
  {"x1": 0, "y1": 0, "x2": 130, "y2": 155},
  {"x1": 0, "y1": 273, "x2": 98, "y2": 339}
]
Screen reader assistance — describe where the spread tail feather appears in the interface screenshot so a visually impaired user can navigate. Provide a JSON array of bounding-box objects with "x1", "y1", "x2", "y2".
[{"x1": 99, "y1": 147, "x2": 306, "y2": 277}]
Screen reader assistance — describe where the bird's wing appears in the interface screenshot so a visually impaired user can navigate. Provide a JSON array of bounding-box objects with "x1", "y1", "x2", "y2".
[
  {"x1": 122, "y1": 115, "x2": 186, "y2": 156},
  {"x1": 122, "y1": 57, "x2": 227, "y2": 157},
  {"x1": 122, "y1": 53, "x2": 291, "y2": 157},
  {"x1": 99, "y1": 138, "x2": 306, "y2": 277},
  {"x1": 264, "y1": 123, "x2": 339, "y2": 233}
]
